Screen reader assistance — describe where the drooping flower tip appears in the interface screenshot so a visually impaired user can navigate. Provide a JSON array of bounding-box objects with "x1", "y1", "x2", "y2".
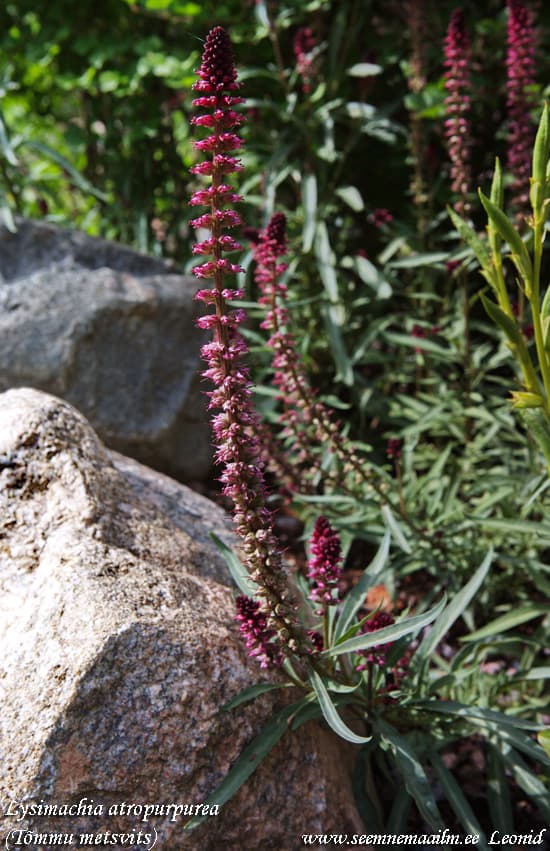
[{"x1": 194, "y1": 26, "x2": 240, "y2": 93}]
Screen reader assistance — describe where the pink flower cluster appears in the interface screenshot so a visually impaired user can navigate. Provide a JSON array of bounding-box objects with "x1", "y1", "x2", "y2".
[
  {"x1": 235, "y1": 595, "x2": 283, "y2": 669},
  {"x1": 443, "y1": 8, "x2": 472, "y2": 211},
  {"x1": 506, "y1": 0, "x2": 537, "y2": 212},
  {"x1": 356, "y1": 611, "x2": 395, "y2": 671},
  {"x1": 293, "y1": 26, "x2": 318, "y2": 93},
  {"x1": 307, "y1": 516, "x2": 343, "y2": 612}
]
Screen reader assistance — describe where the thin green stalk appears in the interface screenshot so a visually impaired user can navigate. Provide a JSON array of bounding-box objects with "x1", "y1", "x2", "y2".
[{"x1": 530, "y1": 216, "x2": 550, "y2": 409}]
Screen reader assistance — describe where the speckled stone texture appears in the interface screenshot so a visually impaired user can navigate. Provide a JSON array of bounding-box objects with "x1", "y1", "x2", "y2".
[
  {"x1": 0, "y1": 389, "x2": 363, "y2": 850},
  {"x1": 0, "y1": 217, "x2": 212, "y2": 480}
]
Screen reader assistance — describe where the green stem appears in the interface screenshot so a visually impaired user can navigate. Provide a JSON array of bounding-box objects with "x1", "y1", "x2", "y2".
[
  {"x1": 530, "y1": 217, "x2": 550, "y2": 410},
  {"x1": 493, "y1": 252, "x2": 542, "y2": 395}
]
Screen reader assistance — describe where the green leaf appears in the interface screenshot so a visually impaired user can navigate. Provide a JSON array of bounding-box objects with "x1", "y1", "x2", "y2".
[
  {"x1": 480, "y1": 294, "x2": 523, "y2": 347},
  {"x1": 315, "y1": 222, "x2": 339, "y2": 301},
  {"x1": 448, "y1": 207, "x2": 492, "y2": 275},
  {"x1": 352, "y1": 255, "x2": 392, "y2": 298},
  {"x1": 184, "y1": 699, "x2": 304, "y2": 830},
  {"x1": 501, "y1": 745, "x2": 550, "y2": 821},
  {"x1": 386, "y1": 786, "x2": 412, "y2": 834},
  {"x1": 471, "y1": 516, "x2": 550, "y2": 539},
  {"x1": 460, "y1": 604, "x2": 549, "y2": 642},
  {"x1": 489, "y1": 158, "x2": 504, "y2": 210},
  {"x1": 347, "y1": 62, "x2": 382, "y2": 77},
  {"x1": 413, "y1": 550, "x2": 492, "y2": 665},
  {"x1": 478, "y1": 190, "x2": 532, "y2": 285},
  {"x1": 414, "y1": 700, "x2": 542, "y2": 732},
  {"x1": 334, "y1": 530, "x2": 391, "y2": 640},
  {"x1": 222, "y1": 682, "x2": 290, "y2": 712},
  {"x1": 0, "y1": 193, "x2": 16, "y2": 233},
  {"x1": 302, "y1": 173, "x2": 317, "y2": 253},
  {"x1": 326, "y1": 596, "x2": 446, "y2": 658},
  {"x1": 378, "y1": 721, "x2": 444, "y2": 829},
  {"x1": 381, "y1": 504, "x2": 411, "y2": 553},
  {"x1": 335, "y1": 185, "x2": 364, "y2": 212},
  {"x1": 519, "y1": 407, "x2": 550, "y2": 467},
  {"x1": 487, "y1": 744, "x2": 514, "y2": 834},
  {"x1": 20, "y1": 140, "x2": 109, "y2": 202},
  {"x1": 209, "y1": 532, "x2": 258, "y2": 598},
  {"x1": 537, "y1": 729, "x2": 550, "y2": 757},
  {"x1": 388, "y1": 251, "x2": 449, "y2": 269},
  {"x1": 309, "y1": 670, "x2": 371, "y2": 744},
  {"x1": 0, "y1": 107, "x2": 19, "y2": 166},
  {"x1": 532, "y1": 102, "x2": 549, "y2": 192},
  {"x1": 352, "y1": 744, "x2": 384, "y2": 832},
  {"x1": 322, "y1": 305, "x2": 354, "y2": 387},
  {"x1": 430, "y1": 753, "x2": 489, "y2": 850}
]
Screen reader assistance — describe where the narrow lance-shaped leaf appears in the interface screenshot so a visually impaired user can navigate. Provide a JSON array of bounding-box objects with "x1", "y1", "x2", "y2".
[
  {"x1": 460, "y1": 603, "x2": 549, "y2": 642},
  {"x1": 309, "y1": 669, "x2": 371, "y2": 744},
  {"x1": 222, "y1": 682, "x2": 290, "y2": 712},
  {"x1": 302, "y1": 173, "x2": 317, "y2": 253},
  {"x1": 481, "y1": 294, "x2": 523, "y2": 347},
  {"x1": 448, "y1": 207, "x2": 492, "y2": 278},
  {"x1": 487, "y1": 744, "x2": 515, "y2": 834},
  {"x1": 430, "y1": 753, "x2": 489, "y2": 851},
  {"x1": 412, "y1": 549, "x2": 492, "y2": 668},
  {"x1": 21, "y1": 140, "x2": 109, "y2": 202},
  {"x1": 479, "y1": 190, "x2": 533, "y2": 289},
  {"x1": 531, "y1": 102, "x2": 550, "y2": 204},
  {"x1": 377, "y1": 721, "x2": 444, "y2": 830},
  {"x1": 326, "y1": 596, "x2": 446, "y2": 658},
  {"x1": 537, "y1": 729, "x2": 550, "y2": 757},
  {"x1": 0, "y1": 107, "x2": 19, "y2": 166},
  {"x1": 501, "y1": 745, "x2": 550, "y2": 821},
  {"x1": 485, "y1": 159, "x2": 504, "y2": 265}
]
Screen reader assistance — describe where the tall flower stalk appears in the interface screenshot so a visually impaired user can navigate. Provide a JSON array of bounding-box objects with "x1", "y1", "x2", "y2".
[
  {"x1": 406, "y1": 0, "x2": 430, "y2": 241},
  {"x1": 443, "y1": 8, "x2": 472, "y2": 215},
  {"x1": 189, "y1": 27, "x2": 304, "y2": 660},
  {"x1": 252, "y1": 214, "x2": 449, "y2": 558},
  {"x1": 506, "y1": 0, "x2": 537, "y2": 215}
]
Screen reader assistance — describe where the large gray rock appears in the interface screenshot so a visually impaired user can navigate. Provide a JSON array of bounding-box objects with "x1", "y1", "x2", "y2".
[
  {"x1": 0, "y1": 388, "x2": 362, "y2": 850},
  {"x1": 0, "y1": 218, "x2": 212, "y2": 480}
]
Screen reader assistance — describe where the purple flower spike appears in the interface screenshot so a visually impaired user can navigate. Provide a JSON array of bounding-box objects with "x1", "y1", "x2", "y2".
[
  {"x1": 235, "y1": 596, "x2": 283, "y2": 669},
  {"x1": 443, "y1": 8, "x2": 472, "y2": 212},
  {"x1": 307, "y1": 516, "x2": 342, "y2": 613},
  {"x1": 190, "y1": 28, "x2": 304, "y2": 665},
  {"x1": 506, "y1": 0, "x2": 537, "y2": 213},
  {"x1": 293, "y1": 27, "x2": 318, "y2": 94}
]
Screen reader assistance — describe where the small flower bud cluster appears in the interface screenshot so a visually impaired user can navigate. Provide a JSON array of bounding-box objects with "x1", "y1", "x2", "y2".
[
  {"x1": 293, "y1": 27, "x2": 318, "y2": 94},
  {"x1": 443, "y1": 8, "x2": 472, "y2": 213},
  {"x1": 506, "y1": 0, "x2": 537, "y2": 213},
  {"x1": 235, "y1": 595, "x2": 283, "y2": 669},
  {"x1": 307, "y1": 516, "x2": 343, "y2": 613},
  {"x1": 356, "y1": 611, "x2": 395, "y2": 671}
]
